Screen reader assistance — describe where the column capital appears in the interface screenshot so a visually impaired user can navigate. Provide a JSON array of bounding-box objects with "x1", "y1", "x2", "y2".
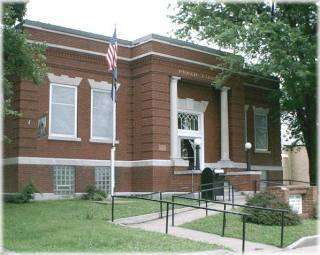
[
  {"x1": 221, "y1": 86, "x2": 231, "y2": 92},
  {"x1": 170, "y1": 76, "x2": 181, "y2": 82}
]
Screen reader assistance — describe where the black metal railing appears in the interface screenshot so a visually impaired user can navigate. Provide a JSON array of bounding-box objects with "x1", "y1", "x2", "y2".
[
  {"x1": 172, "y1": 189, "x2": 289, "y2": 248},
  {"x1": 111, "y1": 193, "x2": 249, "y2": 253}
]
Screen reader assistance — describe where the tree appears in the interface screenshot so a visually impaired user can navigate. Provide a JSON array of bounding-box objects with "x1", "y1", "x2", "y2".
[
  {"x1": 3, "y1": 3, "x2": 47, "y2": 131},
  {"x1": 170, "y1": 2, "x2": 317, "y2": 185}
]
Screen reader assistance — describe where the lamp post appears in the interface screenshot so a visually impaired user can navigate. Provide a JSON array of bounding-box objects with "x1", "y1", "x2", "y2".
[
  {"x1": 193, "y1": 138, "x2": 201, "y2": 193},
  {"x1": 245, "y1": 142, "x2": 252, "y2": 171}
]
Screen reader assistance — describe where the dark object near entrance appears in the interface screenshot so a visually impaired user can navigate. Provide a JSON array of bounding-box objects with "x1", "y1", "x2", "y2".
[
  {"x1": 201, "y1": 167, "x2": 225, "y2": 200},
  {"x1": 243, "y1": 192, "x2": 301, "y2": 226}
]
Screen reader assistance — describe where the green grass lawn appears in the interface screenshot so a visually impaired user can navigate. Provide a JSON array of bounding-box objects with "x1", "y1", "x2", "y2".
[
  {"x1": 4, "y1": 199, "x2": 218, "y2": 252},
  {"x1": 182, "y1": 212, "x2": 318, "y2": 247}
]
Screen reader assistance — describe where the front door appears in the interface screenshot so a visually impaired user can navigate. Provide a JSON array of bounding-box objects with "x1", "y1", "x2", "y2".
[{"x1": 180, "y1": 138, "x2": 196, "y2": 170}]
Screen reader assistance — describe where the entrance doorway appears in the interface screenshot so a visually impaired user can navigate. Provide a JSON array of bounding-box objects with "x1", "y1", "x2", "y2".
[{"x1": 180, "y1": 138, "x2": 195, "y2": 170}]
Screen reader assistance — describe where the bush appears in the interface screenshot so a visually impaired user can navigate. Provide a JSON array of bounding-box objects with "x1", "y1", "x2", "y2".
[
  {"x1": 7, "y1": 182, "x2": 38, "y2": 203},
  {"x1": 82, "y1": 185, "x2": 107, "y2": 201},
  {"x1": 243, "y1": 192, "x2": 301, "y2": 226}
]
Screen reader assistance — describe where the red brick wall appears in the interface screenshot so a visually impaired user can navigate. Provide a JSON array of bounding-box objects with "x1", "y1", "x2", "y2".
[
  {"x1": 75, "y1": 167, "x2": 94, "y2": 193},
  {"x1": 268, "y1": 185, "x2": 318, "y2": 219},
  {"x1": 3, "y1": 165, "x2": 19, "y2": 192},
  {"x1": 3, "y1": 25, "x2": 282, "y2": 194}
]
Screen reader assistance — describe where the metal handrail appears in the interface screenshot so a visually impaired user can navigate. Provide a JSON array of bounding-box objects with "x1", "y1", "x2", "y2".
[
  {"x1": 111, "y1": 194, "x2": 249, "y2": 252},
  {"x1": 172, "y1": 191, "x2": 288, "y2": 247}
]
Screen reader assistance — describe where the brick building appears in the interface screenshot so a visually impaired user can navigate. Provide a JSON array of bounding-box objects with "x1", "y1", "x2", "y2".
[{"x1": 3, "y1": 20, "x2": 282, "y2": 198}]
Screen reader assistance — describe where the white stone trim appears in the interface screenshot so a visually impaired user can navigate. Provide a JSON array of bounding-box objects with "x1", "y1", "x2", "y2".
[
  {"x1": 3, "y1": 157, "x2": 283, "y2": 171},
  {"x1": 220, "y1": 86, "x2": 230, "y2": 161},
  {"x1": 172, "y1": 159, "x2": 190, "y2": 167},
  {"x1": 89, "y1": 138, "x2": 119, "y2": 144},
  {"x1": 48, "y1": 135, "x2": 81, "y2": 142},
  {"x1": 3, "y1": 157, "x2": 171, "y2": 168},
  {"x1": 170, "y1": 76, "x2": 181, "y2": 161},
  {"x1": 174, "y1": 170, "x2": 202, "y2": 175},
  {"x1": 88, "y1": 79, "x2": 121, "y2": 91},
  {"x1": 178, "y1": 98, "x2": 209, "y2": 112},
  {"x1": 205, "y1": 161, "x2": 282, "y2": 171},
  {"x1": 226, "y1": 171, "x2": 261, "y2": 176},
  {"x1": 253, "y1": 106, "x2": 270, "y2": 115},
  {"x1": 47, "y1": 73, "x2": 82, "y2": 86},
  {"x1": 88, "y1": 79, "x2": 112, "y2": 90}
]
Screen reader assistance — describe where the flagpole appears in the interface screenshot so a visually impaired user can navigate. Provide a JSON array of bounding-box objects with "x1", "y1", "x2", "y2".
[
  {"x1": 107, "y1": 25, "x2": 118, "y2": 197},
  {"x1": 110, "y1": 76, "x2": 116, "y2": 196}
]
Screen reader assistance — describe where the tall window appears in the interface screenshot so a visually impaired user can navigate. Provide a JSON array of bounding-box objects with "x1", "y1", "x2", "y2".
[
  {"x1": 91, "y1": 89, "x2": 113, "y2": 140},
  {"x1": 53, "y1": 166, "x2": 75, "y2": 195},
  {"x1": 254, "y1": 108, "x2": 269, "y2": 151},
  {"x1": 50, "y1": 84, "x2": 77, "y2": 137},
  {"x1": 95, "y1": 167, "x2": 111, "y2": 193}
]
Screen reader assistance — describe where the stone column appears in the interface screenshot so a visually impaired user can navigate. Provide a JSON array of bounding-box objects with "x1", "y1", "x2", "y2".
[
  {"x1": 170, "y1": 76, "x2": 181, "y2": 160},
  {"x1": 220, "y1": 86, "x2": 230, "y2": 161}
]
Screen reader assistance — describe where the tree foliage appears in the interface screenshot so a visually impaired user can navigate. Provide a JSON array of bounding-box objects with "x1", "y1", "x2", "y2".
[
  {"x1": 170, "y1": 2, "x2": 317, "y2": 185},
  {"x1": 3, "y1": 3, "x2": 47, "y2": 119}
]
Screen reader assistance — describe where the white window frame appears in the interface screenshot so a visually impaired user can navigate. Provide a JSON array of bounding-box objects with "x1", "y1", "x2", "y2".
[
  {"x1": 177, "y1": 109, "x2": 204, "y2": 170},
  {"x1": 90, "y1": 88, "x2": 113, "y2": 143},
  {"x1": 88, "y1": 79, "x2": 120, "y2": 144},
  {"x1": 253, "y1": 107, "x2": 270, "y2": 153},
  {"x1": 49, "y1": 83, "x2": 79, "y2": 141}
]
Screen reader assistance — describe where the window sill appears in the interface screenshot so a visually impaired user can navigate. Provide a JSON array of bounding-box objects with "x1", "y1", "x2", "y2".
[
  {"x1": 255, "y1": 149, "x2": 271, "y2": 154},
  {"x1": 48, "y1": 135, "x2": 81, "y2": 142},
  {"x1": 90, "y1": 138, "x2": 119, "y2": 144}
]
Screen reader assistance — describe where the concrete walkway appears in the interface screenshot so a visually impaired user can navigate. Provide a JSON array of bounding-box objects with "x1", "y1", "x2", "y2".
[{"x1": 114, "y1": 200, "x2": 282, "y2": 254}]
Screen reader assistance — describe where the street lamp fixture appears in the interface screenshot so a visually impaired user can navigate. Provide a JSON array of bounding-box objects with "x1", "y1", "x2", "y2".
[{"x1": 245, "y1": 142, "x2": 252, "y2": 171}]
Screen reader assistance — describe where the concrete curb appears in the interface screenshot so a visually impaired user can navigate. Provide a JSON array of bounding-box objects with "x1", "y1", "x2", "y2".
[{"x1": 286, "y1": 235, "x2": 320, "y2": 249}]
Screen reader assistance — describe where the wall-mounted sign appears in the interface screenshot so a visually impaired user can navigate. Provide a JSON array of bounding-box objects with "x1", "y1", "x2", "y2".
[
  {"x1": 178, "y1": 69, "x2": 215, "y2": 81},
  {"x1": 289, "y1": 194, "x2": 302, "y2": 214},
  {"x1": 37, "y1": 114, "x2": 47, "y2": 138}
]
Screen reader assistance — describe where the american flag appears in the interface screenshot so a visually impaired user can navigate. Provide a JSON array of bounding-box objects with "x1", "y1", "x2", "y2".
[{"x1": 106, "y1": 28, "x2": 118, "y2": 100}]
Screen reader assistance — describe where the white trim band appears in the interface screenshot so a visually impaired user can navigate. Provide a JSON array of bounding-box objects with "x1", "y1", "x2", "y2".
[{"x1": 3, "y1": 157, "x2": 282, "y2": 170}]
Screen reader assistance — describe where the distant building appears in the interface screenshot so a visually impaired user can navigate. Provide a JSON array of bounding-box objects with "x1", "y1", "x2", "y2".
[
  {"x1": 282, "y1": 145, "x2": 309, "y2": 183},
  {"x1": 3, "y1": 20, "x2": 282, "y2": 198}
]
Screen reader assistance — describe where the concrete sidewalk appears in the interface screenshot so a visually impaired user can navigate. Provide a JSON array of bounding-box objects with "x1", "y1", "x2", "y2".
[{"x1": 114, "y1": 201, "x2": 282, "y2": 254}]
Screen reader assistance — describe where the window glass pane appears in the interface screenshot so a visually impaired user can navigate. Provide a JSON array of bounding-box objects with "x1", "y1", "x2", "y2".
[
  {"x1": 53, "y1": 166, "x2": 75, "y2": 195},
  {"x1": 255, "y1": 114, "x2": 267, "y2": 129},
  {"x1": 92, "y1": 90, "x2": 113, "y2": 138},
  {"x1": 52, "y1": 85, "x2": 75, "y2": 105},
  {"x1": 50, "y1": 84, "x2": 76, "y2": 136},
  {"x1": 51, "y1": 104, "x2": 75, "y2": 135},
  {"x1": 95, "y1": 166, "x2": 111, "y2": 193},
  {"x1": 255, "y1": 112, "x2": 268, "y2": 150},
  {"x1": 256, "y1": 129, "x2": 267, "y2": 149},
  {"x1": 177, "y1": 112, "x2": 199, "y2": 131},
  {"x1": 93, "y1": 91, "x2": 109, "y2": 108}
]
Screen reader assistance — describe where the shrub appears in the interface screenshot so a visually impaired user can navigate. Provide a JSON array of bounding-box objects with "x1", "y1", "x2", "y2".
[
  {"x1": 243, "y1": 192, "x2": 301, "y2": 226},
  {"x1": 82, "y1": 185, "x2": 107, "y2": 201},
  {"x1": 6, "y1": 182, "x2": 38, "y2": 203}
]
